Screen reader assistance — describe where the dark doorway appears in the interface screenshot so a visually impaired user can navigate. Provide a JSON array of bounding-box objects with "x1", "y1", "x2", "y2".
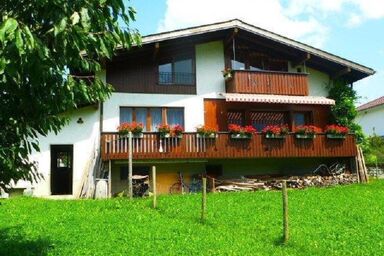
[{"x1": 51, "y1": 145, "x2": 73, "y2": 195}]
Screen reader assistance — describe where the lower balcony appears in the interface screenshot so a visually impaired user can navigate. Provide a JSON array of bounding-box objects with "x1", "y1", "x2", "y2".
[{"x1": 101, "y1": 132, "x2": 357, "y2": 161}]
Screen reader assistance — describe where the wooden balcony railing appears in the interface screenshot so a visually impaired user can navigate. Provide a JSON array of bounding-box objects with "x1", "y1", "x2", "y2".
[
  {"x1": 101, "y1": 132, "x2": 357, "y2": 161},
  {"x1": 226, "y1": 70, "x2": 309, "y2": 96}
]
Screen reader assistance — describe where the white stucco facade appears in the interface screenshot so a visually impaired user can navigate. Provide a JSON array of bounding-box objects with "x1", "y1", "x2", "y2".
[
  {"x1": 22, "y1": 106, "x2": 100, "y2": 197},
  {"x1": 356, "y1": 105, "x2": 384, "y2": 136}
]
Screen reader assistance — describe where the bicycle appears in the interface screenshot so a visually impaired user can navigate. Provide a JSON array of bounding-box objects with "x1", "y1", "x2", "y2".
[
  {"x1": 313, "y1": 162, "x2": 346, "y2": 177},
  {"x1": 189, "y1": 176, "x2": 202, "y2": 193},
  {"x1": 169, "y1": 172, "x2": 189, "y2": 194}
]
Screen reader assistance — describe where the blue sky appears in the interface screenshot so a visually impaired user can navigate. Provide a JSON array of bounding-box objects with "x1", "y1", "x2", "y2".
[{"x1": 128, "y1": 0, "x2": 384, "y2": 105}]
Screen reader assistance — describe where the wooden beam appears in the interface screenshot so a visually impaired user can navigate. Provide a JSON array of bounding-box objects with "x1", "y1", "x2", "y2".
[
  {"x1": 292, "y1": 53, "x2": 310, "y2": 67},
  {"x1": 224, "y1": 28, "x2": 239, "y2": 46},
  {"x1": 332, "y1": 67, "x2": 351, "y2": 79},
  {"x1": 153, "y1": 42, "x2": 160, "y2": 60}
]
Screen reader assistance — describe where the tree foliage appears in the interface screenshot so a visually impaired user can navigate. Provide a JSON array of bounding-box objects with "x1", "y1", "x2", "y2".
[
  {"x1": 327, "y1": 79, "x2": 364, "y2": 143},
  {"x1": 0, "y1": 0, "x2": 140, "y2": 191}
]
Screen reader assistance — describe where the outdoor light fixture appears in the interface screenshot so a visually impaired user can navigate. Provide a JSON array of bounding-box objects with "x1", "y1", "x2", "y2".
[{"x1": 77, "y1": 118, "x2": 84, "y2": 124}]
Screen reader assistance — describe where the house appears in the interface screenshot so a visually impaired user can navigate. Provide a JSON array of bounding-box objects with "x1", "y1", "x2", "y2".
[
  {"x1": 20, "y1": 19, "x2": 374, "y2": 197},
  {"x1": 356, "y1": 96, "x2": 384, "y2": 137}
]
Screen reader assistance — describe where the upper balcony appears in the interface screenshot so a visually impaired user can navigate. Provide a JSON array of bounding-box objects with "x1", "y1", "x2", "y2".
[{"x1": 225, "y1": 70, "x2": 309, "y2": 96}]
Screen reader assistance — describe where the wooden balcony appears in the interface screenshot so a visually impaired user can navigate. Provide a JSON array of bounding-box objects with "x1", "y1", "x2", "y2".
[
  {"x1": 101, "y1": 133, "x2": 357, "y2": 161},
  {"x1": 226, "y1": 70, "x2": 309, "y2": 96}
]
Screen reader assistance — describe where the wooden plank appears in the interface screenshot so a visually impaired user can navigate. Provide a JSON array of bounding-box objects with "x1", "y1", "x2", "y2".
[{"x1": 227, "y1": 71, "x2": 308, "y2": 96}]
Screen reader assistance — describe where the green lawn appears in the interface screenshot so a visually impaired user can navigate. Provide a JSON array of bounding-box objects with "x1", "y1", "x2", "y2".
[{"x1": 1, "y1": 181, "x2": 384, "y2": 256}]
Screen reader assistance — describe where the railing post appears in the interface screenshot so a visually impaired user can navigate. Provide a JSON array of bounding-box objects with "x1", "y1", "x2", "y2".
[
  {"x1": 201, "y1": 177, "x2": 207, "y2": 222},
  {"x1": 152, "y1": 166, "x2": 157, "y2": 209},
  {"x1": 282, "y1": 180, "x2": 289, "y2": 243},
  {"x1": 128, "y1": 131, "x2": 133, "y2": 199}
]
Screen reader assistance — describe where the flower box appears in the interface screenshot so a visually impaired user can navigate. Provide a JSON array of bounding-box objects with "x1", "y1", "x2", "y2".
[
  {"x1": 132, "y1": 133, "x2": 144, "y2": 139},
  {"x1": 119, "y1": 132, "x2": 144, "y2": 139},
  {"x1": 160, "y1": 133, "x2": 171, "y2": 138},
  {"x1": 295, "y1": 134, "x2": 316, "y2": 139},
  {"x1": 324, "y1": 125, "x2": 348, "y2": 139},
  {"x1": 160, "y1": 133, "x2": 183, "y2": 139},
  {"x1": 117, "y1": 122, "x2": 144, "y2": 137},
  {"x1": 197, "y1": 133, "x2": 217, "y2": 139},
  {"x1": 326, "y1": 134, "x2": 346, "y2": 139},
  {"x1": 230, "y1": 133, "x2": 252, "y2": 139},
  {"x1": 262, "y1": 125, "x2": 289, "y2": 139},
  {"x1": 265, "y1": 134, "x2": 286, "y2": 139},
  {"x1": 196, "y1": 125, "x2": 218, "y2": 139}
]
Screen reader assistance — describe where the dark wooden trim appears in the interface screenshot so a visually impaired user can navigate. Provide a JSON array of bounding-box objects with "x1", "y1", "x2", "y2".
[
  {"x1": 332, "y1": 67, "x2": 351, "y2": 80},
  {"x1": 292, "y1": 53, "x2": 311, "y2": 67}
]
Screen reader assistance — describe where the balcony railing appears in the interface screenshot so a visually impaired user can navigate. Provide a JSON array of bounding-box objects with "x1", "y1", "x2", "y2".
[
  {"x1": 158, "y1": 72, "x2": 195, "y2": 85},
  {"x1": 226, "y1": 70, "x2": 309, "y2": 96},
  {"x1": 101, "y1": 132, "x2": 357, "y2": 161}
]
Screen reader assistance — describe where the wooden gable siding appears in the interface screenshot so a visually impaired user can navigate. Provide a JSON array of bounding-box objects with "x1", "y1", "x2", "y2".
[
  {"x1": 106, "y1": 46, "x2": 196, "y2": 95},
  {"x1": 204, "y1": 99, "x2": 330, "y2": 131}
]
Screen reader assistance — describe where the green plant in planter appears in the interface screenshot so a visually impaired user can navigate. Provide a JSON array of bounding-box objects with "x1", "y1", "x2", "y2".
[
  {"x1": 324, "y1": 124, "x2": 349, "y2": 139},
  {"x1": 228, "y1": 124, "x2": 256, "y2": 139},
  {"x1": 157, "y1": 124, "x2": 171, "y2": 138},
  {"x1": 295, "y1": 125, "x2": 321, "y2": 139},
  {"x1": 117, "y1": 122, "x2": 144, "y2": 138},
  {"x1": 196, "y1": 125, "x2": 218, "y2": 138},
  {"x1": 262, "y1": 124, "x2": 289, "y2": 139}
]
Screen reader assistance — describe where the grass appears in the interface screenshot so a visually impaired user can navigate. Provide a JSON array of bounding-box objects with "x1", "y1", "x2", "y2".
[{"x1": 1, "y1": 180, "x2": 384, "y2": 255}]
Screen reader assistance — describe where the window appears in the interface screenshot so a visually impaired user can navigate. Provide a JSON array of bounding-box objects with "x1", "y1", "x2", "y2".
[
  {"x1": 167, "y1": 108, "x2": 184, "y2": 127},
  {"x1": 227, "y1": 111, "x2": 244, "y2": 126},
  {"x1": 250, "y1": 111, "x2": 288, "y2": 131},
  {"x1": 150, "y1": 108, "x2": 162, "y2": 130},
  {"x1": 231, "y1": 60, "x2": 245, "y2": 70},
  {"x1": 293, "y1": 112, "x2": 312, "y2": 127},
  {"x1": 120, "y1": 107, "x2": 184, "y2": 131},
  {"x1": 158, "y1": 55, "x2": 194, "y2": 85}
]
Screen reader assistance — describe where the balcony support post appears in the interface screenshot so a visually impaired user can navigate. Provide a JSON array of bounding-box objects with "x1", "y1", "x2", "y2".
[{"x1": 128, "y1": 132, "x2": 133, "y2": 199}]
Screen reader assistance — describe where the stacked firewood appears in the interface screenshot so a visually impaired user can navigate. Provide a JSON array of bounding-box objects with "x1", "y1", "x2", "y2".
[{"x1": 214, "y1": 173, "x2": 358, "y2": 192}]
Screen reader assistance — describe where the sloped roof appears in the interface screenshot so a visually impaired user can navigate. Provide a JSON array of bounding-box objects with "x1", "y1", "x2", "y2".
[
  {"x1": 357, "y1": 96, "x2": 384, "y2": 111},
  {"x1": 141, "y1": 19, "x2": 375, "y2": 79}
]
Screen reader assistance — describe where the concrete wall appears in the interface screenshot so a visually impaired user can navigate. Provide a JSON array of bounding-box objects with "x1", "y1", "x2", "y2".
[
  {"x1": 356, "y1": 105, "x2": 384, "y2": 136},
  {"x1": 23, "y1": 106, "x2": 100, "y2": 197}
]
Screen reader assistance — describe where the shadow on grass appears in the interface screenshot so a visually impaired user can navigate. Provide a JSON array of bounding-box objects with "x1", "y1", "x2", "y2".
[{"x1": 0, "y1": 227, "x2": 53, "y2": 256}]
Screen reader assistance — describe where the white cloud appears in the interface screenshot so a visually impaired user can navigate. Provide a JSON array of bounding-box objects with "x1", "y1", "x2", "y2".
[
  {"x1": 158, "y1": 0, "x2": 328, "y2": 47},
  {"x1": 157, "y1": 0, "x2": 384, "y2": 48},
  {"x1": 286, "y1": 0, "x2": 384, "y2": 26},
  {"x1": 346, "y1": 13, "x2": 363, "y2": 27}
]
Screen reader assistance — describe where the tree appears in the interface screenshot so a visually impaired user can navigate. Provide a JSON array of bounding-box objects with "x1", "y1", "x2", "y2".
[
  {"x1": 327, "y1": 79, "x2": 364, "y2": 143},
  {"x1": 0, "y1": 0, "x2": 141, "y2": 191}
]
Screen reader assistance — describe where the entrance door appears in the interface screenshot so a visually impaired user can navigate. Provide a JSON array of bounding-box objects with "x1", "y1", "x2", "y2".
[{"x1": 51, "y1": 145, "x2": 73, "y2": 195}]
